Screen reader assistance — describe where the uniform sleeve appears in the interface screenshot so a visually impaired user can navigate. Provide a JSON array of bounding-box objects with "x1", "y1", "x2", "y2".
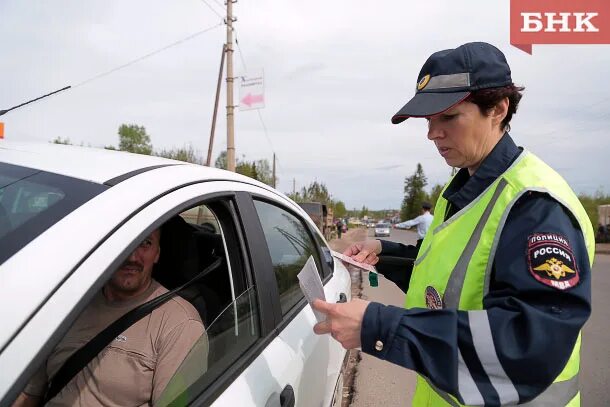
[
  {"x1": 152, "y1": 318, "x2": 205, "y2": 404},
  {"x1": 379, "y1": 239, "x2": 418, "y2": 258},
  {"x1": 398, "y1": 215, "x2": 422, "y2": 229},
  {"x1": 360, "y1": 193, "x2": 591, "y2": 405},
  {"x1": 377, "y1": 240, "x2": 419, "y2": 292}
]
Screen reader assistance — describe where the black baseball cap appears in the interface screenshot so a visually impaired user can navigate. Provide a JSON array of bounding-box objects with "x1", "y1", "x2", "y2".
[{"x1": 391, "y1": 42, "x2": 513, "y2": 124}]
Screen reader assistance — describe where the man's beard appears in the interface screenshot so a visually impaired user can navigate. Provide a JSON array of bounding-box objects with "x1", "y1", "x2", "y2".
[{"x1": 110, "y1": 261, "x2": 148, "y2": 293}]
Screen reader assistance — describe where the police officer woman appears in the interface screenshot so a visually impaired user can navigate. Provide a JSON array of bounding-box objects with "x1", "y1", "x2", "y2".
[{"x1": 312, "y1": 42, "x2": 594, "y2": 406}]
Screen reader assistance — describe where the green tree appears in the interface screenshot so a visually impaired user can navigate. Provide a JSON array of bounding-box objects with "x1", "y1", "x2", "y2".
[
  {"x1": 427, "y1": 184, "x2": 444, "y2": 212},
  {"x1": 51, "y1": 137, "x2": 72, "y2": 145},
  {"x1": 156, "y1": 144, "x2": 202, "y2": 164},
  {"x1": 334, "y1": 200, "x2": 347, "y2": 218},
  {"x1": 579, "y1": 190, "x2": 610, "y2": 230},
  {"x1": 300, "y1": 181, "x2": 332, "y2": 205},
  {"x1": 214, "y1": 150, "x2": 228, "y2": 169},
  {"x1": 236, "y1": 160, "x2": 257, "y2": 180},
  {"x1": 359, "y1": 205, "x2": 369, "y2": 219},
  {"x1": 214, "y1": 150, "x2": 274, "y2": 187},
  {"x1": 400, "y1": 163, "x2": 428, "y2": 221},
  {"x1": 287, "y1": 181, "x2": 336, "y2": 206},
  {"x1": 253, "y1": 159, "x2": 275, "y2": 186},
  {"x1": 287, "y1": 191, "x2": 303, "y2": 202},
  {"x1": 117, "y1": 124, "x2": 152, "y2": 155}
]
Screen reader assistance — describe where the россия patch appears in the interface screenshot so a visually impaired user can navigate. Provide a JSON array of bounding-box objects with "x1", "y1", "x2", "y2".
[{"x1": 527, "y1": 233, "x2": 579, "y2": 290}]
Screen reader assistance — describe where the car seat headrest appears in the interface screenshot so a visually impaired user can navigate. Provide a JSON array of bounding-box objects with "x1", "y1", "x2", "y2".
[{"x1": 153, "y1": 216, "x2": 201, "y2": 288}]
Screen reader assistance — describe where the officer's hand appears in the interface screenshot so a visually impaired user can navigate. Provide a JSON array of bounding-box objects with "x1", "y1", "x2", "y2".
[
  {"x1": 343, "y1": 240, "x2": 382, "y2": 265},
  {"x1": 312, "y1": 299, "x2": 370, "y2": 349}
]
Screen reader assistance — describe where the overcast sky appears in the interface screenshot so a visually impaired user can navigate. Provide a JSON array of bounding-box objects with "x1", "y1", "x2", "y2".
[{"x1": 2, "y1": 0, "x2": 609, "y2": 210}]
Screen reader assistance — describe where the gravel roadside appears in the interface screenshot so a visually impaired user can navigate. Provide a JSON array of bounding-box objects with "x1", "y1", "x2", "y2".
[{"x1": 328, "y1": 228, "x2": 368, "y2": 407}]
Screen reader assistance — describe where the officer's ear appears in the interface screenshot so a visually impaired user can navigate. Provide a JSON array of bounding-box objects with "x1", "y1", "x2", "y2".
[{"x1": 490, "y1": 97, "x2": 509, "y2": 129}]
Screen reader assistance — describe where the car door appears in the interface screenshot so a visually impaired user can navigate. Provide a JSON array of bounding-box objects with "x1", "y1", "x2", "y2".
[
  {"x1": 2, "y1": 176, "x2": 350, "y2": 407},
  {"x1": 186, "y1": 191, "x2": 351, "y2": 407},
  {"x1": 0, "y1": 179, "x2": 272, "y2": 406},
  {"x1": 239, "y1": 192, "x2": 351, "y2": 407}
]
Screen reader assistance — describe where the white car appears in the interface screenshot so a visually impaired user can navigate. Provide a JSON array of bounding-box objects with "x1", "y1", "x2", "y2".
[
  {"x1": 374, "y1": 223, "x2": 391, "y2": 237},
  {"x1": 0, "y1": 141, "x2": 351, "y2": 406}
]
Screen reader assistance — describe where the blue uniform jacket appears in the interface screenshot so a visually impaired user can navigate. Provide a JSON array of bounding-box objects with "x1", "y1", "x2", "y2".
[{"x1": 361, "y1": 133, "x2": 592, "y2": 405}]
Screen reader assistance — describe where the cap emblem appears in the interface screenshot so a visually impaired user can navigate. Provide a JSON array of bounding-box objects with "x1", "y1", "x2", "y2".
[{"x1": 417, "y1": 74, "x2": 431, "y2": 91}]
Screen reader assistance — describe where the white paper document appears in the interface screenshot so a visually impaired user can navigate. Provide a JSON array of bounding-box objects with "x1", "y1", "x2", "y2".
[
  {"x1": 331, "y1": 250, "x2": 378, "y2": 274},
  {"x1": 297, "y1": 256, "x2": 327, "y2": 322}
]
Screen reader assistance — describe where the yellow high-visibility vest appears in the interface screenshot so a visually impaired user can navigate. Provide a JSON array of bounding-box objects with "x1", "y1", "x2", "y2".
[{"x1": 405, "y1": 151, "x2": 594, "y2": 406}]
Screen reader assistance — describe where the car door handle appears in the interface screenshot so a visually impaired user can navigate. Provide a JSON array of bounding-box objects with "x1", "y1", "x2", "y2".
[
  {"x1": 280, "y1": 384, "x2": 295, "y2": 407},
  {"x1": 337, "y1": 292, "x2": 347, "y2": 303}
]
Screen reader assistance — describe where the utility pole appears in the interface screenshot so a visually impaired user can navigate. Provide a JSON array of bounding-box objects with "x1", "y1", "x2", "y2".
[
  {"x1": 226, "y1": 0, "x2": 236, "y2": 172},
  {"x1": 272, "y1": 153, "x2": 276, "y2": 188},
  {"x1": 206, "y1": 44, "x2": 226, "y2": 166}
]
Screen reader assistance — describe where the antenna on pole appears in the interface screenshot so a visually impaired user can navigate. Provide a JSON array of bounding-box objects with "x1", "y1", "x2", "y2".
[{"x1": 0, "y1": 86, "x2": 71, "y2": 117}]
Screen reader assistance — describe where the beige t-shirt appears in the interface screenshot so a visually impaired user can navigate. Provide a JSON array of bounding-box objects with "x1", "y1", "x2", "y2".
[{"x1": 25, "y1": 280, "x2": 206, "y2": 406}]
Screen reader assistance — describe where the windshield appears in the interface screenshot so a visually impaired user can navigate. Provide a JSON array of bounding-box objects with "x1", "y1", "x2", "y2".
[
  {"x1": 0, "y1": 163, "x2": 107, "y2": 265},
  {"x1": 377, "y1": 223, "x2": 390, "y2": 228}
]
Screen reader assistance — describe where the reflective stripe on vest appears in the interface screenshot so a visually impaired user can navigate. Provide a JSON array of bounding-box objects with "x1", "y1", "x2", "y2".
[
  {"x1": 405, "y1": 151, "x2": 595, "y2": 406},
  {"x1": 443, "y1": 179, "x2": 508, "y2": 308},
  {"x1": 428, "y1": 371, "x2": 580, "y2": 407}
]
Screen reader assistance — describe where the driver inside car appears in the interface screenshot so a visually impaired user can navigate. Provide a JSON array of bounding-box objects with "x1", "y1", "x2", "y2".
[{"x1": 13, "y1": 228, "x2": 207, "y2": 406}]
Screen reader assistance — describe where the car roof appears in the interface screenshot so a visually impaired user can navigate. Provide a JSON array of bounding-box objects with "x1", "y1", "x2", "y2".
[{"x1": 0, "y1": 141, "x2": 241, "y2": 184}]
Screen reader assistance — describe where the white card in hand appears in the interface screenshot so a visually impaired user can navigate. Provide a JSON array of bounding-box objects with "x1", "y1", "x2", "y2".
[
  {"x1": 297, "y1": 256, "x2": 327, "y2": 323},
  {"x1": 331, "y1": 250, "x2": 378, "y2": 274}
]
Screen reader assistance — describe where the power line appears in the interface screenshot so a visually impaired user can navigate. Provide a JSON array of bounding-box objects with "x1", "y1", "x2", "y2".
[
  {"x1": 198, "y1": 0, "x2": 224, "y2": 19},
  {"x1": 234, "y1": 31, "x2": 283, "y2": 175},
  {"x1": 218, "y1": 9, "x2": 283, "y2": 180},
  {"x1": 256, "y1": 109, "x2": 276, "y2": 154},
  {"x1": 1, "y1": 23, "x2": 223, "y2": 115},
  {"x1": 211, "y1": 0, "x2": 225, "y2": 10},
  {"x1": 73, "y1": 22, "x2": 223, "y2": 89},
  {"x1": 235, "y1": 36, "x2": 247, "y2": 71},
  {"x1": 274, "y1": 155, "x2": 286, "y2": 175},
  {"x1": 256, "y1": 109, "x2": 286, "y2": 175}
]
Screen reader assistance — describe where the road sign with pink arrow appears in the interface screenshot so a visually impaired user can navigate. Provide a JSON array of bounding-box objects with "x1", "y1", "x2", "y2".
[{"x1": 239, "y1": 72, "x2": 265, "y2": 110}]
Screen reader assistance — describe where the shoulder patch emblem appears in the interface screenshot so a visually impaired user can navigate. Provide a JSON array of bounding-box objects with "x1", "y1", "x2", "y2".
[
  {"x1": 527, "y1": 233, "x2": 579, "y2": 290},
  {"x1": 425, "y1": 286, "x2": 444, "y2": 309}
]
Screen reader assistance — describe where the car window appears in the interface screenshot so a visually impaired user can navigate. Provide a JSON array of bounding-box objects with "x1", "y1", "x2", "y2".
[
  {"x1": 155, "y1": 202, "x2": 261, "y2": 405},
  {"x1": 180, "y1": 204, "x2": 221, "y2": 233},
  {"x1": 15, "y1": 199, "x2": 260, "y2": 407},
  {"x1": 253, "y1": 199, "x2": 324, "y2": 315},
  {"x1": 0, "y1": 163, "x2": 106, "y2": 264},
  {"x1": 158, "y1": 286, "x2": 259, "y2": 406}
]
